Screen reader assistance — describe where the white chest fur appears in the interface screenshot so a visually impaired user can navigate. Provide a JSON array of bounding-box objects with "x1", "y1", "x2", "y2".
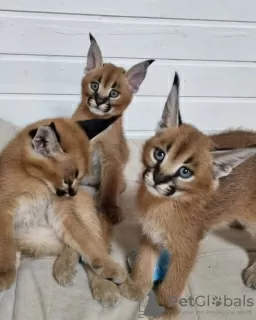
[
  {"x1": 14, "y1": 192, "x2": 52, "y2": 230},
  {"x1": 141, "y1": 218, "x2": 167, "y2": 248},
  {"x1": 81, "y1": 147, "x2": 101, "y2": 187}
]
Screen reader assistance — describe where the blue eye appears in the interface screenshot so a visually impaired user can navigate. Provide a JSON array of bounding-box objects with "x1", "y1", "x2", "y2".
[
  {"x1": 109, "y1": 90, "x2": 119, "y2": 98},
  {"x1": 90, "y1": 82, "x2": 99, "y2": 91},
  {"x1": 154, "y1": 148, "x2": 165, "y2": 162},
  {"x1": 178, "y1": 166, "x2": 193, "y2": 179}
]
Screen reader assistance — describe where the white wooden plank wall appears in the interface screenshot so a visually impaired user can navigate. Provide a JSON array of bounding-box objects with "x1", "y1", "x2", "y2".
[{"x1": 0, "y1": 1, "x2": 255, "y2": 138}]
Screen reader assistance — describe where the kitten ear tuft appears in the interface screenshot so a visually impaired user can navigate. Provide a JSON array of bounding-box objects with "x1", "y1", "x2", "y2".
[
  {"x1": 49, "y1": 122, "x2": 61, "y2": 143},
  {"x1": 211, "y1": 147, "x2": 256, "y2": 179},
  {"x1": 76, "y1": 116, "x2": 120, "y2": 140},
  {"x1": 30, "y1": 125, "x2": 62, "y2": 157},
  {"x1": 156, "y1": 71, "x2": 180, "y2": 132},
  {"x1": 89, "y1": 32, "x2": 96, "y2": 42},
  {"x1": 86, "y1": 33, "x2": 103, "y2": 73},
  {"x1": 125, "y1": 59, "x2": 154, "y2": 94}
]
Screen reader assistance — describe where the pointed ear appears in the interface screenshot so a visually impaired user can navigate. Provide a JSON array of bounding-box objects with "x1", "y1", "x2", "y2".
[
  {"x1": 125, "y1": 59, "x2": 154, "y2": 94},
  {"x1": 29, "y1": 123, "x2": 62, "y2": 157},
  {"x1": 76, "y1": 116, "x2": 120, "y2": 140},
  {"x1": 156, "y1": 72, "x2": 180, "y2": 133},
  {"x1": 85, "y1": 33, "x2": 103, "y2": 73},
  {"x1": 211, "y1": 147, "x2": 256, "y2": 179}
]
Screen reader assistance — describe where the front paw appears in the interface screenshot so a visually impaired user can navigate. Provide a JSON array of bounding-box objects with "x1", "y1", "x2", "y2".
[
  {"x1": 92, "y1": 259, "x2": 127, "y2": 284},
  {"x1": 119, "y1": 279, "x2": 149, "y2": 301},
  {"x1": 0, "y1": 269, "x2": 16, "y2": 291},
  {"x1": 91, "y1": 278, "x2": 121, "y2": 307},
  {"x1": 244, "y1": 264, "x2": 256, "y2": 289},
  {"x1": 101, "y1": 203, "x2": 123, "y2": 225},
  {"x1": 0, "y1": 243, "x2": 16, "y2": 273},
  {"x1": 53, "y1": 250, "x2": 78, "y2": 287}
]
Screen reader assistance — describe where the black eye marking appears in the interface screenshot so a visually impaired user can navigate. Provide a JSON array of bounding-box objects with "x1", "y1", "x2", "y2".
[
  {"x1": 184, "y1": 156, "x2": 193, "y2": 164},
  {"x1": 166, "y1": 144, "x2": 172, "y2": 152},
  {"x1": 75, "y1": 170, "x2": 79, "y2": 178},
  {"x1": 113, "y1": 81, "x2": 117, "y2": 88},
  {"x1": 153, "y1": 148, "x2": 165, "y2": 162},
  {"x1": 98, "y1": 76, "x2": 102, "y2": 83}
]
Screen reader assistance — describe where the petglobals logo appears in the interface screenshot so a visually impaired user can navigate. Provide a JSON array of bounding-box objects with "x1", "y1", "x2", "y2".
[
  {"x1": 169, "y1": 295, "x2": 255, "y2": 308},
  {"x1": 141, "y1": 292, "x2": 255, "y2": 318}
]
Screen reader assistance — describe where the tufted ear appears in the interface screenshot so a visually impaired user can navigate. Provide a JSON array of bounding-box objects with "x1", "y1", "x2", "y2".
[
  {"x1": 85, "y1": 33, "x2": 103, "y2": 73},
  {"x1": 29, "y1": 122, "x2": 62, "y2": 157},
  {"x1": 211, "y1": 147, "x2": 256, "y2": 179},
  {"x1": 76, "y1": 116, "x2": 120, "y2": 140},
  {"x1": 156, "y1": 72, "x2": 181, "y2": 133},
  {"x1": 125, "y1": 59, "x2": 154, "y2": 94}
]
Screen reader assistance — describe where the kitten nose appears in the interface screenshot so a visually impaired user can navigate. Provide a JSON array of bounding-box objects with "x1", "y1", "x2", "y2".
[
  {"x1": 69, "y1": 188, "x2": 77, "y2": 197},
  {"x1": 153, "y1": 171, "x2": 171, "y2": 185}
]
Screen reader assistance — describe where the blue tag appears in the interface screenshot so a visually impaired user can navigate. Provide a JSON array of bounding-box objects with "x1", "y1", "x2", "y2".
[{"x1": 153, "y1": 248, "x2": 171, "y2": 282}]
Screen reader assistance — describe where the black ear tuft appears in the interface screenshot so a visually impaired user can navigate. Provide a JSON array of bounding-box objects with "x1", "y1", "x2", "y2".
[
  {"x1": 89, "y1": 32, "x2": 96, "y2": 42},
  {"x1": 76, "y1": 116, "x2": 120, "y2": 140},
  {"x1": 173, "y1": 72, "x2": 180, "y2": 89},
  {"x1": 178, "y1": 111, "x2": 183, "y2": 126},
  {"x1": 29, "y1": 128, "x2": 38, "y2": 139},
  {"x1": 147, "y1": 59, "x2": 155, "y2": 66},
  {"x1": 49, "y1": 122, "x2": 61, "y2": 143}
]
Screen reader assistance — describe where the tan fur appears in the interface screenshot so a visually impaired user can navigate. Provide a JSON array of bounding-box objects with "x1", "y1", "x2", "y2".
[
  {"x1": 120, "y1": 124, "x2": 256, "y2": 319},
  {"x1": 72, "y1": 34, "x2": 153, "y2": 224},
  {"x1": 119, "y1": 74, "x2": 256, "y2": 319},
  {"x1": 0, "y1": 117, "x2": 127, "y2": 291}
]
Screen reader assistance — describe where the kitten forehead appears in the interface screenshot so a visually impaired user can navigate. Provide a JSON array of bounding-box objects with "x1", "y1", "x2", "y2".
[
  {"x1": 95, "y1": 63, "x2": 126, "y2": 88},
  {"x1": 143, "y1": 124, "x2": 213, "y2": 167}
]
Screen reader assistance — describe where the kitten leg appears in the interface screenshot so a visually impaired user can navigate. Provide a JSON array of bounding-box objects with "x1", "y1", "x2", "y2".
[
  {"x1": 155, "y1": 244, "x2": 198, "y2": 319},
  {"x1": 99, "y1": 157, "x2": 124, "y2": 224},
  {"x1": 119, "y1": 236, "x2": 159, "y2": 300},
  {"x1": 84, "y1": 214, "x2": 121, "y2": 306},
  {"x1": 53, "y1": 244, "x2": 79, "y2": 286},
  {"x1": 0, "y1": 210, "x2": 17, "y2": 291},
  {"x1": 60, "y1": 214, "x2": 127, "y2": 283},
  {"x1": 85, "y1": 264, "x2": 120, "y2": 307},
  {"x1": 244, "y1": 260, "x2": 256, "y2": 289}
]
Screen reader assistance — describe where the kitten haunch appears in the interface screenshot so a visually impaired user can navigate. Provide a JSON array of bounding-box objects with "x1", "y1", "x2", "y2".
[
  {"x1": 0, "y1": 116, "x2": 127, "y2": 294},
  {"x1": 120, "y1": 73, "x2": 256, "y2": 320}
]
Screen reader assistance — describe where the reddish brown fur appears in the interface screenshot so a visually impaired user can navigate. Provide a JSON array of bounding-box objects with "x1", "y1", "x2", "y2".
[
  {"x1": 120, "y1": 123, "x2": 256, "y2": 319},
  {"x1": 72, "y1": 64, "x2": 132, "y2": 224},
  {"x1": 0, "y1": 117, "x2": 127, "y2": 292}
]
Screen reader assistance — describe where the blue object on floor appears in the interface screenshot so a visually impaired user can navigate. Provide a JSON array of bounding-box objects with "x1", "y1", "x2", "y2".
[{"x1": 153, "y1": 248, "x2": 171, "y2": 283}]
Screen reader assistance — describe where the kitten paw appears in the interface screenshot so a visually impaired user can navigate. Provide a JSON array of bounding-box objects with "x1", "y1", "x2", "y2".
[
  {"x1": 92, "y1": 259, "x2": 127, "y2": 284},
  {"x1": 91, "y1": 278, "x2": 120, "y2": 307},
  {"x1": 244, "y1": 264, "x2": 256, "y2": 289},
  {"x1": 0, "y1": 269, "x2": 16, "y2": 291},
  {"x1": 119, "y1": 279, "x2": 148, "y2": 301},
  {"x1": 53, "y1": 251, "x2": 78, "y2": 286}
]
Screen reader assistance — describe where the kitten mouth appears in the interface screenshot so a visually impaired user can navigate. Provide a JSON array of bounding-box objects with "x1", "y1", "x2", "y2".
[
  {"x1": 143, "y1": 168, "x2": 176, "y2": 197},
  {"x1": 88, "y1": 98, "x2": 112, "y2": 114}
]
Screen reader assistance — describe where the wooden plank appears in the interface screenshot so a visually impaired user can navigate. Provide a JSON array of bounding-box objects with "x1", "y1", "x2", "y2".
[
  {"x1": 0, "y1": 95, "x2": 256, "y2": 136},
  {"x1": 0, "y1": 12, "x2": 256, "y2": 61},
  {"x1": 1, "y1": 56, "x2": 256, "y2": 97},
  {"x1": 1, "y1": 0, "x2": 256, "y2": 22}
]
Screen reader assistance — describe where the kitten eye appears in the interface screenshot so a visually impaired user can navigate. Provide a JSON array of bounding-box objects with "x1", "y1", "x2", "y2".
[
  {"x1": 178, "y1": 166, "x2": 193, "y2": 179},
  {"x1": 109, "y1": 89, "x2": 119, "y2": 98},
  {"x1": 153, "y1": 148, "x2": 165, "y2": 162},
  {"x1": 90, "y1": 82, "x2": 99, "y2": 91},
  {"x1": 75, "y1": 170, "x2": 79, "y2": 178}
]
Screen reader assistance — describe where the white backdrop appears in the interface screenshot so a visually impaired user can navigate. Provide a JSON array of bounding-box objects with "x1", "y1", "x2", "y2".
[{"x1": 0, "y1": 1, "x2": 255, "y2": 138}]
